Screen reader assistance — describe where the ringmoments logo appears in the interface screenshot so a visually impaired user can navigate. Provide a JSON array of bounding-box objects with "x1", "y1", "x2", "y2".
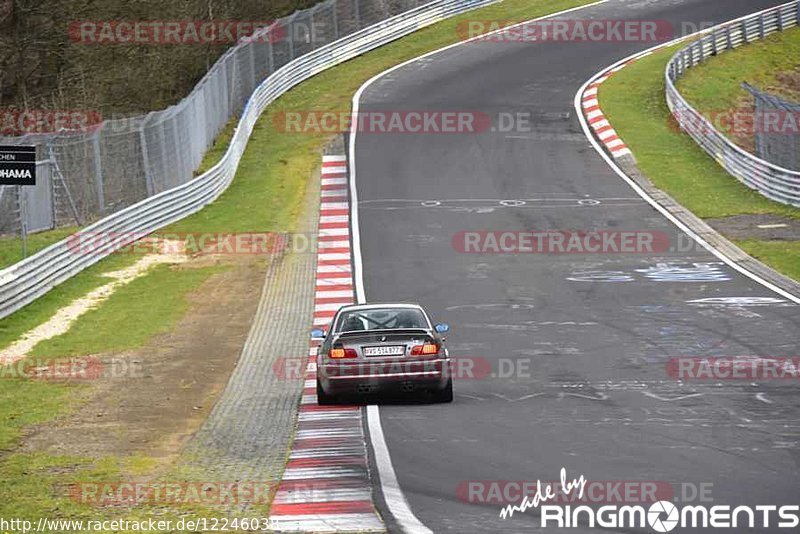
[{"x1": 499, "y1": 468, "x2": 800, "y2": 531}]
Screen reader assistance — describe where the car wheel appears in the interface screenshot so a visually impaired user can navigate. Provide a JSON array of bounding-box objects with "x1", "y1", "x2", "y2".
[
  {"x1": 316, "y1": 379, "x2": 336, "y2": 405},
  {"x1": 432, "y1": 379, "x2": 453, "y2": 403}
]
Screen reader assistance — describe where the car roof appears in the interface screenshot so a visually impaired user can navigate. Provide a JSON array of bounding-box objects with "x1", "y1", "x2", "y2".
[{"x1": 336, "y1": 303, "x2": 425, "y2": 312}]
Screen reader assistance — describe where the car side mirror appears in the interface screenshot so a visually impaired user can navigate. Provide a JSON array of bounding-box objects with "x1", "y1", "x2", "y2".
[
  {"x1": 434, "y1": 323, "x2": 449, "y2": 334},
  {"x1": 310, "y1": 328, "x2": 326, "y2": 340}
]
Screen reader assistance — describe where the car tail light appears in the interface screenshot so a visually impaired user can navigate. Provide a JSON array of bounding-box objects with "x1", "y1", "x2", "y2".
[
  {"x1": 330, "y1": 347, "x2": 358, "y2": 359},
  {"x1": 410, "y1": 343, "x2": 438, "y2": 356}
]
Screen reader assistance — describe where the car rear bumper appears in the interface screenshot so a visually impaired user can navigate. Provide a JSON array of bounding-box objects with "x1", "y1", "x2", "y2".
[{"x1": 317, "y1": 357, "x2": 451, "y2": 395}]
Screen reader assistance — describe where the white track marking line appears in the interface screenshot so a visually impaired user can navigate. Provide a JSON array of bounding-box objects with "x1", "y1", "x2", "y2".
[
  {"x1": 348, "y1": 2, "x2": 611, "y2": 532},
  {"x1": 319, "y1": 228, "x2": 350, "y2": 237},
  {"x1": 320, "y1": 202, "x2": 350, "y2": 210},
  {"x1": 322, "y1": 166, "x2": 348, "y2": 174},
  {"x1": 299, "y1": 411, "x2": 363, "y2": 421},
  {"x1": 573, "y1": 9, "x2": 800, "y2": 305},
  {"x1": 366, "y1": 405, "x2": 431, "y2": 533},
  {"x1": 273, "y1": 487, "x2": 373, "y2": 503},
  {"x1": 281, "y1": 467, "x2": 366, "y2": 480},
  {"x1": 318, "y1": 253, "x2": 352, "y2": 261},
  {"x1": 290, "y1": 447, "x2": 365, "y2": 459},
  {"x1": 316, "y1": 281, "x2": 352, "y2": 290},
  {"x1": 320, "y1": 215, "x2": 350, "y2": 224},
  {"x1": 314, "y1": 304, "x2": 350, "y2": 314},
  {"x1": 317, "y1": 241, "x2": 350, "y2": 251},
  {"x1": 296, "y1": 428, "x2": 363, "y2": 439},
  {"x1": 317, "y1": 266, "x2": 353, "y2": 276},
  {"x1": 315, "y1": 290, "x2": 355, "y2": 299}
]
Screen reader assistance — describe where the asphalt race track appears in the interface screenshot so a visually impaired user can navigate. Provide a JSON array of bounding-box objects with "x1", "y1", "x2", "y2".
[{"x1": 352, "y1": 0, "x2": 800, "y2": 532}]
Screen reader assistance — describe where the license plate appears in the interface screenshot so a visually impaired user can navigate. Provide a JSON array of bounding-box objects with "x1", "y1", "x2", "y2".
[{"x1": 363, "y1": 345, "x2": 405, "y2": 357}]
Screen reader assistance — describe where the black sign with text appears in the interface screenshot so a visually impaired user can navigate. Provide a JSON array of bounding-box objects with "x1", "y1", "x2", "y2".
[{"x1": 0, "y1": 145, "x2": 36, "y2": 185}]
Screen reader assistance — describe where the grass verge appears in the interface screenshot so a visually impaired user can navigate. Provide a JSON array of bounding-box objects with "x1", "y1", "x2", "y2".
[
  {"x1": 29, "y1": 263, "x2": 222, "y2": 358},
  {"x1": 676, "y1": 26, "x2": 800, "y2": 113},
  {"x1": 601, "y1": 36, "x2": 799, "y2": 280}
]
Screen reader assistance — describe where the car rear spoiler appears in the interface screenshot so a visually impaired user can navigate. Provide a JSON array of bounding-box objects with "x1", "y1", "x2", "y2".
[{"x1": 333, "y1": 328, "x2": 431, "y2": 340}]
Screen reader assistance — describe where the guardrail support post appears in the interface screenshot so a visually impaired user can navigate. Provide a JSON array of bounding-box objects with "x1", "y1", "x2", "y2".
[
  {"x1": 92, "y1": 131, "x2": 106, "y2": 214},
  {"x1": 247, "y1": 43, "x2": 257, "y2": 93},
  {"x1": 140, "y1": 113, "x2": 155, "y2": 197},
  {"x1": 19, "y1": 186, "x2": 28, "y2": 258},
  {"x1": 288, "y1": 13, "x2": 296, "y2": 60},
  {"x1": 49, "y1": 160, "x2": 56, "y2": 227},
  {"x1": 332, "y1": 0, "x2": 339, "y2": 39},
  {"x1": 266, "y1": 35, "x2": 274, "y2": 73}
]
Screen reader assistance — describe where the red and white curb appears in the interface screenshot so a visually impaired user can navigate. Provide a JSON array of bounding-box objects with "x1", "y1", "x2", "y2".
[
  {"x1": 268, "y1": 155, "x2": 384, "y2": 533},
  {"x1": 580, "y1": 60, "x2": 641, "y2": 159}
]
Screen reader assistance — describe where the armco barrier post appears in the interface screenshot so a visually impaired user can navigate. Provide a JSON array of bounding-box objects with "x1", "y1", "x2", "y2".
[{"x1": 91, "y1": 130, "x2": 106, "y2": 214}]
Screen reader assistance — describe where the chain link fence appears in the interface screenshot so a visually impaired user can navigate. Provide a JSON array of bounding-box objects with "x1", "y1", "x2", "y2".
[
  {"x1": 0, "y1": 162, "x2": 54, "y2": 235},
  {"x1": 0, "y1": 0, "x2": 433, "y2": 236},
  {"x1": 743, "y1": 82, "x2": 800, "y2": 172}
]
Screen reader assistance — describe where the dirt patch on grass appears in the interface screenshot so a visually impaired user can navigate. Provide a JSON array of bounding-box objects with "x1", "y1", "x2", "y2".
[
  {"x1": 766, "y1": 68, "x2": 800, "y2": 103},
  {"x1": 0, "y1": 242, "x2": 188, "y2": 365},
  {"x1": 707, "y1": 214, "x2": 800, "y2": 241},
  {"x1": 21, "y1": 253, "x2": 270, "y2": 466}
]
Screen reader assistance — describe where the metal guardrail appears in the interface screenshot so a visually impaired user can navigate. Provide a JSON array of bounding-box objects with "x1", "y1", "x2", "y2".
[
  {"x1": 1, "y1": 0, "x2": 450, "y2": 236},
  {"x1": 0, "y1": 0, "x2": 494, "y2": 319},
  {"x1": 665, "y1": 0, "x2": 800, "y2": 208}
]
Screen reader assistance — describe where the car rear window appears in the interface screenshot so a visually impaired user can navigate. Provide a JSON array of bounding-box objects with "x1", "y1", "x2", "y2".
[{"x1": 336, "y1": 308, "x2": 428, "y2": 332}]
